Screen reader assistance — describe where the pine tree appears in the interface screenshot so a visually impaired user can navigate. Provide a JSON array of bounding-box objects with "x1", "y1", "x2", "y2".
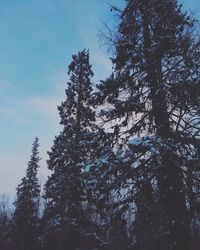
[
  {"x1": 12, "y1": 137, "x2": 41, "y2": 250},
  {"x1": 95, "y1": 0, "x2": 200, "y2": 249},
  {"x1": 43, "y1": 49, "x2": 98, "y2": 250}
]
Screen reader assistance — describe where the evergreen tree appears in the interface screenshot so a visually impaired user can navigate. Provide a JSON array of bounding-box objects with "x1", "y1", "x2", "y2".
[
  {"x1": 43, "y1": 49, "x2": 98, "y2": 250},
  {"x1": 12, "y1": 137, "x2": 41, "y2": 250},
  {"x1": 95, "y1": 0, "x2": 200, "y2": 249}
]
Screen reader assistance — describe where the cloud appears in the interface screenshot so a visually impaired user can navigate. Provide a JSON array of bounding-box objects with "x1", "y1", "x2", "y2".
[
  {"x1": 77, "y1": 28, "x2": 112, "y2": 82},
  {"x1": 0, "y1": 0, "x2": 114, "y2": 199},
  {"x1": 25, "y1": 96, "x2": 60, "y2": 123},
  {"x1": 0, "y1": 142, "x2": 51, "y2": 201},
  {"x1": 0, "y1": 153, "x2": 29, "y2": 200},
  {"x1": 0, "y1": 105, "x2": 30, "y2": 126},
  {"x1": 0, "y1": 46, "x2": 112, "y2": 199},
  {"x1": 0, "y1": 69, "x2": 66, "y2": 200},
  {"x1": 0, "y1": 93, "x2": 61, "y2": 128},
  {"x1": 0, "y1": 80, "x2": 13, "y2": 96}
]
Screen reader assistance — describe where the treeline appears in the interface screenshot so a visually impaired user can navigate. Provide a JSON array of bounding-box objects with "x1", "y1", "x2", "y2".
[{"x1": 1, "y1": 0, "x2": 200, "y2": 249}]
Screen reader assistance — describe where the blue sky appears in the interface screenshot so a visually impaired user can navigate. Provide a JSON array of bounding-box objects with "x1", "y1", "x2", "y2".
[{"x1": 0, "y1": 0, "x2": 199, "y2": 199}]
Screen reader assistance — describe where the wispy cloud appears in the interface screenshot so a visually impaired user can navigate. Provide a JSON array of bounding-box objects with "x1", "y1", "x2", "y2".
[
  {"x1": 0, "y1": 69, "x2": 66, "y2": 198},
  {"x1": 0, "y1": 0, "x2": 116, "y2": 199},
  {"x1": 78, "y1": 28, "x2": 112, "y2": 82},
  {"x1": 0, "y1": 80, "x2": 13, "y2": 96}
]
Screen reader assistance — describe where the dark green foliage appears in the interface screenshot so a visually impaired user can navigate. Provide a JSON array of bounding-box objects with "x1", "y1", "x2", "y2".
[
  {"x1": 43, "y1": 49, "x2": 98, "y2": 250},
  {"x1": 95, "y1": 0, "x2": 200, "y2": 249},
  {"x1": 1, "y1": 1, "x2": 200, "y2": 250},
  {"x1": 12, "y1": 137, "x2": 41, "y2": 250}
]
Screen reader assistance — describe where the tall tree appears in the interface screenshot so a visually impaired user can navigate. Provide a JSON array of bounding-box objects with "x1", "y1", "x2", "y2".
[
  {"x1": 12, "y1": 137, "x2": 41, "y2": 250},
  {"x1": 43, "y1": 49, "x2": 98, "y2": 250},
  {"x1": 95, "y1": 0, "x2": 200, "y2": 249}
]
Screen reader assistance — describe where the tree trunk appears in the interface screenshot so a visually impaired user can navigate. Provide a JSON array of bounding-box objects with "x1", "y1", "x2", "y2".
[{"x1": 141, "y1": 3, "x2": 190, "y2": 249}]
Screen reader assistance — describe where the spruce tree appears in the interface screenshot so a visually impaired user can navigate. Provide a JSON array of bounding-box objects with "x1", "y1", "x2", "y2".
[
  {"x1": 43, "y1": 49, "x2": 98, "y2": 250},
  {"x1": 12, "y1": 137, "x2": 41, "y2": 250},
  {"x1": 95, "y1": 0, "x2": 200, "y2": 249}
]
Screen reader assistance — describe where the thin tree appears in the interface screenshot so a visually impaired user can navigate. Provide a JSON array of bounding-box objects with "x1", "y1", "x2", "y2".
[{"x1": 12, "y1": 137, "x2": 41, "y2": 250}]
